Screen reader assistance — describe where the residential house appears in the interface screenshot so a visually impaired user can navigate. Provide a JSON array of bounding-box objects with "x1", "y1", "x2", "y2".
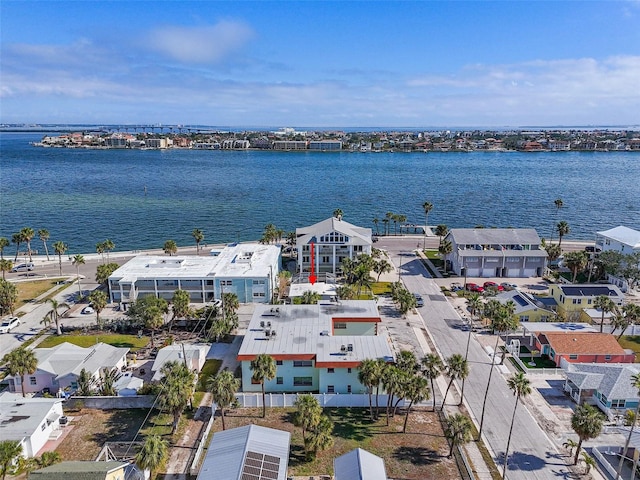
[
  {"x1": 495, "y1": 290, "x2": 556, "y2": 322},
  {"x1": 151, "y1": 344, "x2": 209, "y2": 381},
  {"x1": 197, "y1": 425, "x2": 290, "y2": 480},
  {"x1": 308, "y1": 140, "x2": 342, "y2": 150},
  {"x1": 296, "y1": 217, "x2": 373, "y2": 275},
  {"x1": 29, "y1": 461, "x2": 135, "y2": 480},
  {"x1": 444, "y1": 228, "x2": 547, "y2": 278},
  {"x1": 237, "y1": 300, "x2": 394, "y2": 394},
  {"x1": 0, "y1": 392, "x2": 65, "y2": 458},
  {"x1": 532, "y1": 332, "x2": 634, "y2": 367},
  {"x1": 272, "y1": 140, "x2": 307, "y2": 150},
  {"x1": 108, "y1": 243, "x2": 280, "y2": 306},
  {"x1": 595, "y1": 226, "x2": 640, "y2": 292},
  {"x1": 4, "y1": 342, "x2": 128, "y2": 395},
  {"x1": 563, "y1": 363, "x2": 640, "y2": 420},
  {"x1": 548, "y1": 284, "x2": 625, "y2": 320},
  {"x1": 113, "y1": 372, "x2": 144, "y2": 396},
  {"x1": 334, "y1": 448, "x2": 388, "y2": 480}
]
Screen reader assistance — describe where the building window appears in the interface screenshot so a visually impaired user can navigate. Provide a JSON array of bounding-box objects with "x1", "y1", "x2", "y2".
[
  {"x1": 293, "y1": 377, "x2": 313, "y2": 386},
  {"x1": 293, "y1": 360, "x2": 313, "y2": 367},
  {"x1": 569, "y1": 354, "x2": 578, "y2": 360},
  {"x1": 253, "y1": 279, "x2": 265, "y2": 285},
  {"x1": 611, "y1": 399, "x2": 625, "y2": 408},
  {"x1": 30, "y1": 377, "x2": 37, "y2": 385},
  {"x1": 327, "y1": 385, "x2": 335, "y2": 393},
  {"x1": 276, "y1": 360, "x2": 283, "y2": 366},
  {"x1": 347, "y1": 385, "x2": 352, "y2": 393},
  {"x1": 252, "y1": 292, "x2": 266, "y2": 297},
  {"x1": 605, "y1": 355, "x2": 611, "y2": 361},
  {"x1": 303, "y1": 256, "x2": 309, "y2": 263},
  {"x1": 572, "y1": 299, "x2": 581, "y2": 304},
  {"x1": 276, "y1": 377, "x2": 283, "y2": 385},
  {"x1": 587, "y1": 299, "x2": 592, "y2": 305},
  {"x1": 347, "y1": 368, "x2": 352, "y2": 374},
  {"x1": 41, "y1": 423, "x2": 46, "y2": 431},
  {"x1": 206, "y1": 280, "x2": 214, "y2": 285},
  {"x1": 322, "y1": 256, "x2": 330, "y2": 263},
  {"x1": 221, "y1": 280, "x2": 233, "y2": 286},
  {"x1": 519, "y1": 315, "x2": 529, "y2": 322},
  {"x1": 334, "y1": 322, "x2": 347, "y2": 330},
  {"x1": 328, "y1": 368, "x2": 335, "y2": 373}
]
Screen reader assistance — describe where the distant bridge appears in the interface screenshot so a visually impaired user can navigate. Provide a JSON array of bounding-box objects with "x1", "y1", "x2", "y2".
[{"x1": 98, "y1": 125, "x2": 223, "y2": 134}]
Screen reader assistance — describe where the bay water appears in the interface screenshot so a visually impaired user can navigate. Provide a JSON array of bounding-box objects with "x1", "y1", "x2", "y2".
[{"x1": 1, "y1": 132, "x2": 638, "y2": 255}]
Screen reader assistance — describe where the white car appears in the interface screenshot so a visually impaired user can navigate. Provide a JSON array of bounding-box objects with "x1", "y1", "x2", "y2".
[
  {"x1": 11, "y1": 263, "x2": 34, "y2": 272},
  {"x1": 0, "y1": 317, "x2": 20, "y2": 333},
  {"x1": 82, "y1": 306, "x2": 95, "y2": 315}
]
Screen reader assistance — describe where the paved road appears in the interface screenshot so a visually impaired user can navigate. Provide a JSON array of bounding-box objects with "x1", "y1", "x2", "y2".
[{"x1": 377, "y1": 236, "x2": 573, "y2": 480}]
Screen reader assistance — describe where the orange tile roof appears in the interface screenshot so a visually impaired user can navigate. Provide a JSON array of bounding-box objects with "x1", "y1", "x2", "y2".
[{"x1": 542, "y1": 332, "x2": 626, "y2": 355}]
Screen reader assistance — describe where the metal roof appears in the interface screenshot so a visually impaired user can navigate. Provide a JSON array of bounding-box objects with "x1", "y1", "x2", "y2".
[
  {"x1": 447, "y1": 228, "x2": 541, "y2": 246},
  {"x1": 31, "y1": 342, "x2": 128, "y2": 380},
  {"x1": 565, "y1": 363, "x2": 640, "y2": 399},
  {"x1": 296, "y1": 217, "x2": 372, "y2": 246},
  {"x1": 197, "y1": 425, "x2": 290, "y2": 480},
  {"x1": 596, "y1": 226, "x2": 640, "y2": 249},
  {"x1": 334, "y1": 448, "x2": 387, "y2": 480},
  {"x1": 30, "y1": 461, "x2": 129, "y2": 479},
  {"x1": 0, "y1": 392, "x2": 63, "y2": 442}
]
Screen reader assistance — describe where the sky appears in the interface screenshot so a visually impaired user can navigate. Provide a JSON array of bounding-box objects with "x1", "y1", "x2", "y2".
[{"x1": 1, "y1": 1, "x2": 639, "y2": 128}]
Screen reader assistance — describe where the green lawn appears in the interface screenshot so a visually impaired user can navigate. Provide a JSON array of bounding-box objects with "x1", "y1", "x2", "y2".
[
  {"x1": 196, "y1": 359, "x2": 223, "y2": 391},
  {"x1": 371, "y1": 282, "x2": 392, "y2": 295},
  {"x1": 15, "y1": 278, "x2": 66, "y2": 308},
  {"x1": 517, "y1": 356, "x2": 558, "y2": 368},
  {"x1": 618, "y1": 336, "x2": 640, "y2": 362},
  {"x1": 37, "y1": 333, "x2": 150, "y2": 351}
]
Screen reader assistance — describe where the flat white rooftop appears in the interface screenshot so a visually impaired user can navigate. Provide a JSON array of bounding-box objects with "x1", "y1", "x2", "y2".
[
  {"x1": 521, "y1": 322, "x2": 598, "y2": 334},
  {"x1": 238, "y1": 301, "x2": 393, "y2": 365},
  {"x1": 212, "y1": 243, "x2": 280, "y2": 278}
]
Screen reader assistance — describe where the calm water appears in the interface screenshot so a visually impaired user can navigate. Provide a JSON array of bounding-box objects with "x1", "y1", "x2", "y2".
[{"x1": 1, "y1": 132, "x2": 639, "y2": 254}]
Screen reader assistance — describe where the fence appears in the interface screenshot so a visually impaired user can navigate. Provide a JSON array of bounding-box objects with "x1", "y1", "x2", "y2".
[
  {"x1": 189, "y1": 404, "x2": 216, "y2": 477},
  {"x1": 592, "y1": 446, "x2": 624, "y2": 480},
  {"x1": 511, "y1": 354, "x2": 563, "y2": 376},
  {"x1": 234, "y1": 392, "x2": 404, "y2": 409},
  {"x1": 65, "y1": 395, "x2": 156, "y2": 410}
]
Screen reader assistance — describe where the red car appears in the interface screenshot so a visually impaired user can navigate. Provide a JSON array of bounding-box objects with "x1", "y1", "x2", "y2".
[
  {"x1": 466, "y1": 283, "x2": 484, "y2": 293},
  {"x1": 483, "y1": 281, "x2": 504, "y2": 291}
]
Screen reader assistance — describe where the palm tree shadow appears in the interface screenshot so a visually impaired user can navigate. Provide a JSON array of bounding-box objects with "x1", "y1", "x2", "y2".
[
  {"x1": 393, "y1": 446, "x2": 441, "y2": 465},
  {"x1": 287, "y1": 444, "x2": 308, "y2": 467}
]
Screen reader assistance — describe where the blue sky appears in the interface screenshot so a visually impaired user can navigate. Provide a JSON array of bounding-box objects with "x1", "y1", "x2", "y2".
[{"x1": 1, "y1": 1, "x2": 639, "y2": 128}]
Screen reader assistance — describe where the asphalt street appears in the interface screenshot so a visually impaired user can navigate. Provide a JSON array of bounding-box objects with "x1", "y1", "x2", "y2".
[{"x1": 376, "y1": 236, "x2": 572, "y2": 480}]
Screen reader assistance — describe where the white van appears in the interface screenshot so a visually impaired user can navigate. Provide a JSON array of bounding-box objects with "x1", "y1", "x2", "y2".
[{"x1": 11, "y1": 262, "x2": 35, "y2": 272}]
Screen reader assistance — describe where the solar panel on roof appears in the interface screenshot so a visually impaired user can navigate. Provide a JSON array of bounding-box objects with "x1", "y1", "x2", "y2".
[
  {"x1": 513, "y1": 295, "x2": 529, "y2": 307},
  {"x1": 241, "y1": 451, "x2": 281, "y2": 480}
]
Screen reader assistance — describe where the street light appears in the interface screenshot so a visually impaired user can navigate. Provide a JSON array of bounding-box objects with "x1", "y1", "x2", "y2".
[{"x1": 398, "y1": 253, "x2": 403, "y2": 281}]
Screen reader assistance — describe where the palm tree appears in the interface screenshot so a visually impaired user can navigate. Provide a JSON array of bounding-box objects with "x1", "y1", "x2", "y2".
[
  {"x1": 3, "y1": 347, "x2": 38, "y2": 397},
  {"x1": 616, "y1": 372, "x2": 640, "y2": 479},
  {"x1": 434, "y1": 224, "x2": 449, "y2": 244},
  {"x1": 422, "y1": 353, "x2": 444, "y2": 411},
  {"x1": 564, "y1": 250, "x2": 588, "y2": 283},
  {"x1": 72, "y1": 254, "x2": 85, "y2": 298},
  {"x1": 556, "y1": 221, "x2": 570, "y2": 249},
  {"x1": 396, "y1": 214, "x2": 407, "y2": 235},
  {"x1": 372, "y1": 217, "x2": 379, "y2": 236},
  {"x1": 0, "y1": 260, "x2": 12, "y2": 280},
  {"x1": 402, "y1": 375, "x2": 430, "y2": 433},
  {"x1": 0, "y1": 237, "x2": 9, "y2": 260},
  {"x1": 11, "y1": 232, "x2": 23, "y2": 262},
  {"x1": 571, "y1": 404, "x2": 604, "y2": 465},
  {"x1": 562, "y1": 438, "x2": 578, "y2": 456},
  {"x1": 460, "y1": 294, "x2": 482, "y2": 403},
  {"x1": 299, "y1": 290, "x2": 321, "y2": 305},
  {"x1": 103, "y1": 239, "x2": 115, "y2": 262},
  {"x1": 38, "y1": 229, "x2": 50, "y2": 260},
  {"x1": 96, "y1": 242, "x2": 105, "y2": 262},
  {"x1": 53, "y1": 241, "x2": 68, "y2": 275},
  {"x1": 192, "y1": 228, "x2": 204, "y2": 254},
  {"x1": 250, "y1": 354, "x2": 276, "y2": 418},
  {"x1": 207, "y1": 370, "x2": 240, "y2": 430},
  {"x1": 41, "y1": 298, "x2": 70, "y2": 335},
  {"x1": 0, "y1": 279, "x2": 18, "y2": 315},
  {"x1": 593, "y1": 295, "x2": 616, "y2": 333},
  {"x1": 422, "y1": 201, "x2": 433, "y2": 229},
  {"x1": 478, "y1": 304, "x2": 519, "y2": 439},
  {"x1": 358, "y1": 358, "x2": 379, "y2": 421},
  {"x1": 37, "y1": 451, "x2": 62, "y2": 468},
  {"x1": 385, "y1": 212, "x2": 394, "y2": 235},
  {"x1": 293, "y1": 394, "x2": 322, "y2": 441},
  {"x1": 88, "y1": 290, "x2": 108, "y2": 327},
  {"x1": 444, "y1": 413, "x2": 473, "y2": 458},
  {"x1": 135, "y1": 434, "x2": 168, "y2": 477},
  {"x1": 382, "y1": 218, "x2": 390, "y2": 236},
  {"x1": 440, "y1": 353, "x2": 469, "y2": 411},
  {"x1": 381, "y1": 364, "x2": 402, "y2": 425},
  {"x1": 76, "y1": 368, "x2": 95, "y2": 396},
  {"x1": 580, "y1": 451, "x2": 596, "y2": 474},
  {"x1": 304, "y1": 415, "x2": 334, "y2": 459},
  {"x1": 439, "y1": 239, "x2": 453, "y2": 274},
  {"x1": 0, "y1": 440, "x2": 22, "y2": 480},
  {"x1": 551, "y1": 198, "x2": 563, "y2": 240},
  {"x1": 333, "y1": 208, "x2": 343, "y2": 220},
  {"x1": 373, "y1": 258, "x2": 392, "y2": 281},
  {"x1": 503, "y1": 372, "x2": 532, "y2": 478},
  {"x1": 163, "y1": 239, "x2": 178, "y2": 256},
  {"x1": 158, "y1": 360, "x2": 195, "y2": 434},
  {"x1": 20, "y1": 227, "x2": 35, "y2": 262}
]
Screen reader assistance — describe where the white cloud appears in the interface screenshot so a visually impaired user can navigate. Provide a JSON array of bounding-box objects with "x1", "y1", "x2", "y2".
[{"x1": 146, "y1": 21, "x2": 255, "y2": 64}]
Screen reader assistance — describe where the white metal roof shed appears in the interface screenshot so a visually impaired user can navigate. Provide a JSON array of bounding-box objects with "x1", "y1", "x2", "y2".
[{"x1": 334, "y1": 448, "x2": 387, "y2": 480}]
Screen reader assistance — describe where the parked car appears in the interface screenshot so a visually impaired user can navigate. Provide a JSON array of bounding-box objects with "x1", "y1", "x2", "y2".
[
  {"x1": 465, "y1": 283, "x2": 484, "y2": 293},
  {"x1": 483, "y1": 281, "x2": 504, "y2": 291},
  {"x1": 413, "y1": 293, "x2": 424, "y2": 307},
  {"x1": 584, "y1": 246, "x2": 602, "y2": 253},
  {"x1": 0, "y1": 317, "x2": 20, "y2": 334},
  {"x1": 500, "y1": 282, "x2": 518, "y2": 291},
  {"x1": 11, "y1": 262, "x2": 34, "y2": 272},
  {"x1": 450, "y1": 282, "x2": 463, "y2": 292},
  {"x1": 81, "y1": 305, "x2": 95, "y2": 315}
]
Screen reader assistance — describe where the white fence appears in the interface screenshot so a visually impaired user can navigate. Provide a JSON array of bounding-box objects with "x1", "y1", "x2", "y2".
[
  {"x1": 511, "y1": 354, "x2": 563, "y2": 375},
  {"x1": 189, "y1": 404, "x2": 216, "y2": 477},
  {"x1": 235, "y1": 392, "x2": 405, "y2": 409}
]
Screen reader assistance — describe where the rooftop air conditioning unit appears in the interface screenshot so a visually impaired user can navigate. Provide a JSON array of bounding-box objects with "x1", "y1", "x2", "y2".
[
  {"x1": 267, "y1": 321, "x2": 272, "y2": 327},
  {"x1": 260, "y1": 321, "x2": 265, "y2": 328},
  {"x1": 271, "y1": 330, "x2": 277, "y2": 337},
  {"x1": 265, "y1": 329, "x2": 271, "y2": 338},
  {"x1": 340, "y1": 345, "x2": 346, "y2": 352},
  {"x1": 320, "y1": 330, "x2": 329, "y2": 336},
  {"x1": 347, "y1": 344, "x2": 353, "y2": 352}
]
